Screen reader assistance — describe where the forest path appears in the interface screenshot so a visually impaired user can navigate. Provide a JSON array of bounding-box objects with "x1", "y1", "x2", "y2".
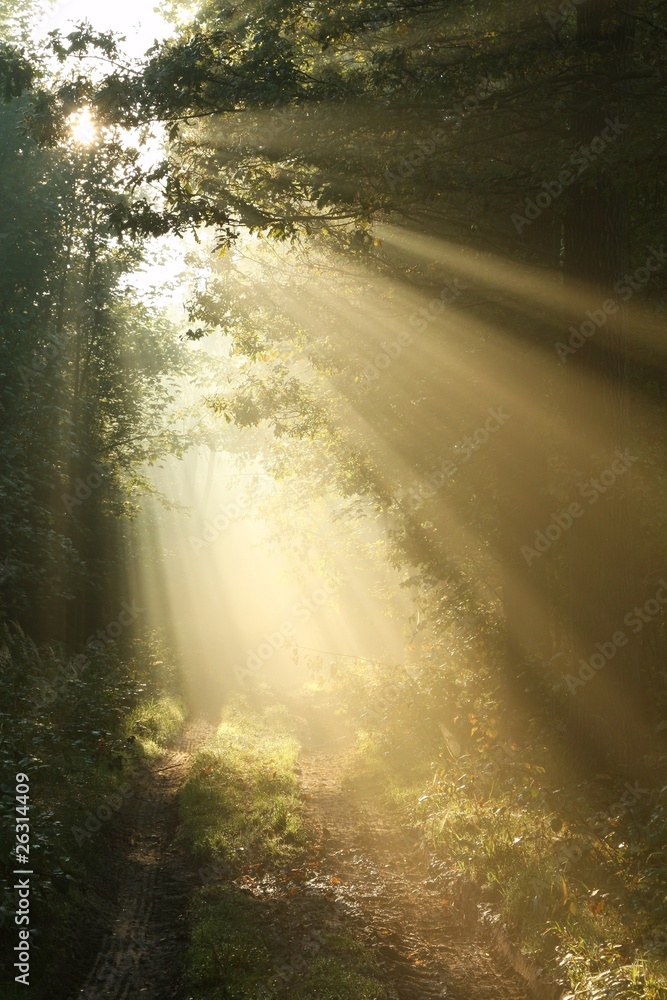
[
  {"x1": 291, "y1": 700, "x2": 535, "y2": 1000},
  {"x1": 62, "y1": 703, "x2": 543, "y2": 1000},
  {"x1": 67, "y1": 718, "x2": 216, "y2": 1000}
]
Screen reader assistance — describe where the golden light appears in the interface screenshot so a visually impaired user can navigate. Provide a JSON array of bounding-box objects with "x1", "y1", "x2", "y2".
[{"x1": 69, "y1": 106, "x2": 97, "y2": 146}]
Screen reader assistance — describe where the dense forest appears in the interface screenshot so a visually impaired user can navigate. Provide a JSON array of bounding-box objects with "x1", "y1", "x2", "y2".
[{"x1": 1, "y1": 1, "x2": 667, "y2": 998}]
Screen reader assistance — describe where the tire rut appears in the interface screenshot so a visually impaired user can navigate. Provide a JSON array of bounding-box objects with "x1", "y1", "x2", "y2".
[
  {"x1": 70, "y1": 718, "x2": 214, "y2": 1000},
  {"x1": 297, "y1": 726, "x2": 532, "y2": 1000}
]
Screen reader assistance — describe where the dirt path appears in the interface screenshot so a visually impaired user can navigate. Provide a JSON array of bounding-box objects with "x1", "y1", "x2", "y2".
[
  {"x1": 63, "y1": 719, "x2": 214, "y2": 1000},
  {"x1": 55, "y1": 704, "x2": 547, "y2": 1000},
  {"x1": 293, "y1": 708, "x2": 534, "y2": 1000}
]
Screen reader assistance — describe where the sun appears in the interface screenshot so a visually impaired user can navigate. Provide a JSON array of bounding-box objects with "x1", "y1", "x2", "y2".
[{"x1": 69, "y1": 107, "x2": 97, "y2": 146}]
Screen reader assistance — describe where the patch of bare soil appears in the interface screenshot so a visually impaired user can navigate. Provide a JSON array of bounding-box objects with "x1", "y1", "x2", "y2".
[{"x1": 292, "y1": 703, "x2": 534, "y2": 1000}]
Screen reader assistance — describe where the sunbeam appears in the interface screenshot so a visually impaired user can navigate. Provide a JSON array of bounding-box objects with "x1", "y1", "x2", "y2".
[{"x1": 2, "y1": 1, "x2": 666, "y2": 997}]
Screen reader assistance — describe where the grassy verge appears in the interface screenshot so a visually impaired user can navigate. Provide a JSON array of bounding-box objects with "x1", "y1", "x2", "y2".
[
  {"x1": 180, "y1": 697, "x2": 396, "y2": 1000},
  {"x1": 125, "y1": 693, "x2": 187, "y2": 759},
  {"x1": 181, "y1": 701, "x2": 304, "y2": 865},
  {"x1": 341, "y1": 714, "x2": 667, "y2": 1000},
  {"x1": 0, "y1": 625, "x2": 186, "y2": 998}
]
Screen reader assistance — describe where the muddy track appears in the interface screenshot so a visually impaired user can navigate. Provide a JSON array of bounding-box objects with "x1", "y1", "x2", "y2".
[
  {"x1": 63, "y1": 719, "x2": 214, "y2": 1000},
  {"x1": 294, "y1": 711, "x2": 533, "y2": 1000}
]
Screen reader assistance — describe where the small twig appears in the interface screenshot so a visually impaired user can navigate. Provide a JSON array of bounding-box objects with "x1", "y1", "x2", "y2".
[{"x1": 152, "y1": 761, "x2": 185, "y2": 772}]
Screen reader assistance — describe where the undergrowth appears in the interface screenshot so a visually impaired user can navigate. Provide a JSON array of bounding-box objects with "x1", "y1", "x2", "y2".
[
  {"x1": 126, "y1": 693, "x2": 186, "y2": 759},
  {"x1": 0, "y1": 624, "x2": 185, "y2": 998},
  {"x1": 329, "y1": 654, "x2": 667, "y2": 1000},
  {"x1": 181, "y1": 696, "x2": 396, "y2": 1000}
]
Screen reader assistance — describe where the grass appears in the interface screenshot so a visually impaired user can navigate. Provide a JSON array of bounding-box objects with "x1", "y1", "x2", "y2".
[
  {"x1": 287, "y1": 935, "x2": 393, "y2": 1000},
  {"x1": 340, "y1": 717, "x2": 667, "y2": 1000},
  {"x1": 187, "y1": 885, "x2": 391, "y2": 1000},
  {"x1": 0, "y1": 625, "x2": 187, "y2": 998},
  {"x1": 180, "y1": 696, "x2": 396, "y2": 1000},
  {"x1": 125, "y1": 694, "x2": 186, "y2": 758},
  {"x1": 180, "y1": 700, "x2": 305, "y2": 864},
  {"x1": 319, "y1": 646, "x2": 667, "y2": 1000},
  {"x1": 187, "y1": 887, "x2": 275, "y2": 1000}
]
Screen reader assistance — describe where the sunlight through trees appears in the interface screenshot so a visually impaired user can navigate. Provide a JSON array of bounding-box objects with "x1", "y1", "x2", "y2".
[{"x1": 1, "y1": 1, "x2": 667, "y2": 998}]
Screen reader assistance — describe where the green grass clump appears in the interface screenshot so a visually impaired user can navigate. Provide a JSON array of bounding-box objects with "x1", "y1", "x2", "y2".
[
  {"x1": 181, "y1": 698, "x2": 396, "y2": 1000},
  {"x1": 186, "y1": 885, "x2": 393, "y2": 1000},
  {"x1": 126, "y1": 694, "x2": 186, "y2": 758},
  {"x1": 180, "y1": 698, "x2": 305, "y2": 864},
  {"x1": 186, "y1": 888, "x2": 275, "y2": 1000},
  {"x1": 287, "y1": 935, "x2": 391, "y2": 1000},
  {"x1": 556, "y1": 937, "x2": 667, "y2": 1000}
]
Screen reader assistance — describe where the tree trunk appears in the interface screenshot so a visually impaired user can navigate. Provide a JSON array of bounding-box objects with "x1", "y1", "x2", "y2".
[{"x1": 562, "y1": 0, "x2": 650, "y2": 775}]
